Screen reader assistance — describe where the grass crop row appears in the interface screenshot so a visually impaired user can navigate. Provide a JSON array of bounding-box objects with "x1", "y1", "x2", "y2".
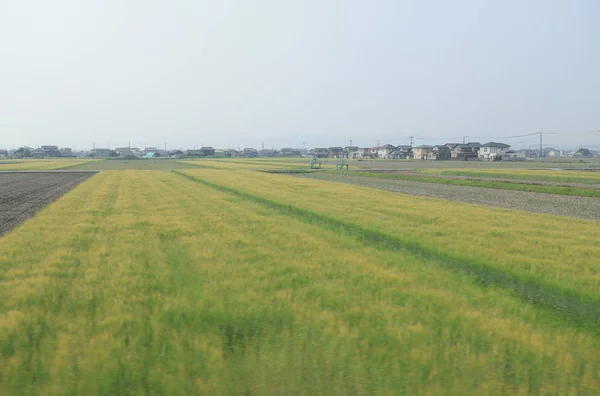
[
  {"x1": 419, "y1": 168, "x2": 600, "y2": 184},
  {"x1": 1, "y1": 170, "x2": 599, "y2": 394},
  {"x1": 179, "y1": 170, "x2": 600, "y2": 317},
  {"x1": 344, "y1": 171, "x2": 600, "y2": 197}
]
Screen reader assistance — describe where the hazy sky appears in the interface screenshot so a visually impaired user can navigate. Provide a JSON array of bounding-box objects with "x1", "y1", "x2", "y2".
[{"x1": 1, "y1": 0, "x2": 599, "y2": 150}]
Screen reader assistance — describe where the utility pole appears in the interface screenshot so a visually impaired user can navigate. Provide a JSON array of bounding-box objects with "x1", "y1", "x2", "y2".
[
  {"x1": 349, "y1": 139, "x2": 352, "y2": 146},
  {"x1": 262, "y1": 141, "x2": 264, "y2": 150},
  {"x1": 539, "y1": 132, "x2": 543, "y2": 159},
  {"x1": 164, "y1": 142, "x2": 167, "y2": 152},
  {"x1": 377, "y1": 139, "x2": 380, "y2": 147},
  {"x1": 463, "y1": 136, "x2": 466, "y2": 144},
  {"x1": 409, "y1": 136, "x2": 414, "y2": 147}
]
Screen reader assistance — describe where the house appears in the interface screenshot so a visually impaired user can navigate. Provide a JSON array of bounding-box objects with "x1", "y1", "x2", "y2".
[
  {"x1": 213, "y1": 149, "x2": 227, "y2": 158},
  {"x1": 478, "y1": 142, "x2": 511, "y2": 160},
  {"x1": 200, "y1": 147, "x2": 215, "y2": 156},
  {"x1": 241, "y1": 148, "x2": 258, "y2": 157},
  {"x1": 503, "y1": 150, "x2": 526, "y2": 161},
  {"x1": 412, "y1": 145, "x2": 434, "y2": 160},
  {"x1": 169, "y1": 150, "x2": 185, "y2": 158},
  {"x1": 467, "y1": 142, "x2": 481, "y2": 155},
  {"x1": 0, "y1": 149, "x2": 7, "y2": 158},
  {"x1": 356, "y1": 148, "x2": 372, "y2": 159},
  {"x1": 185, "y1": 149, "x2": 204, "y2": 157},
  {"x1": 90, "y1": 148, "x2": 112, "y2": 157},
  {"x1": 280, "y1": 148, "x2": 301, "y2": 157},
  {"x1": 311, "y1": 148, "x2": 329, "y2": 158},
  {"x1": 224, "y1": 149, "x2": 239, "y2": 158},
  {"x1": 390, "y1": 145, "x2": 412, "y2": 159},
  {"x1": 426, "y1": 145, "x2": 451, "y2": 160},
  {"x1": 328, "y1": 147, "x2": 344, "y2": 158},
  {"x1": 40, "y1": 145, "x2": 61, "y2": 157},
  {"x1": 344, "y1": 146, "x2": 360, "y2": 158},
  {"x1": 258, "y1": 149, "x2": 278, "y2": 157},
  {"x1": 376, "y1": 144, "x2": 396, "y2": 159},
  {"x1": 450, "y1": 144, "x2": 478, "y2": 160}
]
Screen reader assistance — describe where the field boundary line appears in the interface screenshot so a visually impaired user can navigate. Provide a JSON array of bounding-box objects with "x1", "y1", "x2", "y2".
[{"x1": 173, "y1": 170, "x2": 600, "y2": 333}]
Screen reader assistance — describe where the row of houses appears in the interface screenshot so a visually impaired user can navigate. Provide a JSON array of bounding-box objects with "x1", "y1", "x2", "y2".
[
  {"x1": 307, "y1": 142, "x2": 516, "y2": 160},
  {"x1": 3, "y1": 143, "x2": 597, "y2": 160}
]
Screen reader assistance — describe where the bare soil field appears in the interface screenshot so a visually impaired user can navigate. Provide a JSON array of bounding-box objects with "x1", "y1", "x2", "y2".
[
  {"x1": 0, "y1": 172, "x2": 95, "y2": 236},
  {"x1": 294, "y1": 172, "x2": 600, "y2": 221}
]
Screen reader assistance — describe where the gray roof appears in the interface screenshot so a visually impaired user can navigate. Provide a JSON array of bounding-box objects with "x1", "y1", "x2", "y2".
[{"x1": 481, "y1": 142, "x2": 510, "y2": 148}]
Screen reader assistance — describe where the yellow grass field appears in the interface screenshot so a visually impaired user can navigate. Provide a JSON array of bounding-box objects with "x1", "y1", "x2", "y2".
[
  {"x1": 0, "y1": 159, "x2": 96, "y2": 171},
  {"x1": 179, "y1": 169, "x2": 600, "y2": 309},
  {"x1": 0, "y1": 169, "x2": 598, "y2": 394}
]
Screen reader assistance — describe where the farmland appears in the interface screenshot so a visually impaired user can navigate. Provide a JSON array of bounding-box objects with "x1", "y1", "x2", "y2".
[
  {"x1": 292, "y1": 171, "x2": 600, "y2": 220},
  {"x1": 0, "y1": 172, "x2": 95, "y2": 236},
  {"x1": 0, "y1": 164, "x2": 599, "y2": 394},
  {"x1": 0, "y1": 159, "x2": 96, "y2": 171}
]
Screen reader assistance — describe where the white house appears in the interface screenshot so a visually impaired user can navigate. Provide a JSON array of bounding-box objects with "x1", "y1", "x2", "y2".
[
  {"x1": 376, "y1": 144, "x2": 396, "y2": 159},
  {"x1": 478, "y1": 142, "x2": 510, "y2": 160}
]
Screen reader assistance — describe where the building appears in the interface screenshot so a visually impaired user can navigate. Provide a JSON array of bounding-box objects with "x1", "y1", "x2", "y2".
[
  {"x1": 356, "y1": 148, "x2": 372, "y2": 158},
  {"x1": 311, "y1": 148, "x2": 329, "y2": 158},
  {"x1": 376, "y1": 144, "x2": 396, "y2": 159},
  {"x1": 224, "y1": 149, "x2": 239, "y2": 157},
  {"x1": 0, "y1": 149, "x2": 7, "y2": 158},
  {"x1": 412, "y1": 145, "x2": 434, "y2": 160},
  {"x1": 185, "y1": 149, "x2": 204, "y2": 157},
  {"x1": 426, "y1": 145, "x2": 451, "y2": 160},
  {"x1": 449, "y1": 144, "x2": 478, "y2": 160},
  {"x1": 32, "y1": 145, "x2": 61, "y2": 158},
  {"x1": 214, "y1": 149, "x2": 227, "y2": 158},
  {"x1": 258, "y1": 149, "x2": 278, "y2": 157},
  {"x1": 89, "y1": 148, "x2": 112, "y2": 157},
  {"x1": 391, "y1": 145, "x2": 412, "y2": 159},
  {"x1": 344, "y1": 146, "x2": 360, "y2": 158},
  {"x1": 280, "y1": 148, "x2": 301, "y2": 157},
  {"x1": 478, "y1": 142, "x2": 510, "y2": 160},
  {"x1": 200, "y1": 147, "x2": 215, "y2": 156},
  {"x1": 241, "y1": 148, "x2": 258, "y2": 157},
  {"x1": 328, "y1": 147, "x2": 344, "y2": 158},
  {"x1": 503, "y1": 150, "x2": 526, "y2": 161}
]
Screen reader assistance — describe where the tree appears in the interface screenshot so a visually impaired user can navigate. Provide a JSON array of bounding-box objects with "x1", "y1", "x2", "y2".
[
  {"x1": 435, "y1": 146, "x2": 451, "y2": 160},
  {"x1": 574, "y1": 148, "x2": 593, "y2": 157},
  {"x1": 15, "y1": 147, "x2": 31, "y2": 157}
]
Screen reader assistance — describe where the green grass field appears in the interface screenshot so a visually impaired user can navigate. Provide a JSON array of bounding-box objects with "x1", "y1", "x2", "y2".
[
  {"x1": 344, "y1": 170, "x2": 600, "y2": 197},
  {"x1": 0, "y1": 166, "x2": 599, "y2": 394},
  {"x1": 419, "y1": 168, "x2": 600, "y2": 184}
]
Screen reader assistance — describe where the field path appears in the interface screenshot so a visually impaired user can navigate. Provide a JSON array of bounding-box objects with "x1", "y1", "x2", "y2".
[{"x1": 293, "y1": 172, "x2": 600, "y2": 221}]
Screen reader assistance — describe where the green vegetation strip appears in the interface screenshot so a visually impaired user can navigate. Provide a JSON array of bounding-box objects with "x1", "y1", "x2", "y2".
[
  {"x1": 174, "y1": 171, "x2": 600, "y2": 332},
  {"x1": 346, "y1": 171, "x2": 600, "y2": 197},
  {"x1": 419, "y1": 169, "x2": 600, "y2": 185}
]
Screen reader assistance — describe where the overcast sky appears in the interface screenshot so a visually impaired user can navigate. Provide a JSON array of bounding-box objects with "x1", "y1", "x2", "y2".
[{"x1": 1, "y1": 0, "x2": 599, "y2": 150}]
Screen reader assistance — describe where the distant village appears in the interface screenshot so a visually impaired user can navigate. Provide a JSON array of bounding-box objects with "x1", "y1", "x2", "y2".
[{"x1": 0, "y1": 142, "x2": 597, "y2": 160}]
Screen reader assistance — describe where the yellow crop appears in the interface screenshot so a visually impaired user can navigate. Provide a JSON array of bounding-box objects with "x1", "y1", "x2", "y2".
[
  {"x1": 181, "y1": 169, "x2": 600, "y2": 298},
  {"x1": 0, "y1": 170, "x2": 598, "y2": 394},
  {"x1": 0, "y1": 159, "x2": 96, "y2": 170}
]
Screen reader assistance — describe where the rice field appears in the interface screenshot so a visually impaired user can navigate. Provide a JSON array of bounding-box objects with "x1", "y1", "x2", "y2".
[
  {"x1": 0, "y1": 159, "x2": 96, "y2": 171},
  {"x1": 0, "y1": 165, "x2": 598, "y2": 394},
  {"x1": 419, "y1": 168, "x2": 600, "y2": 184}
]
